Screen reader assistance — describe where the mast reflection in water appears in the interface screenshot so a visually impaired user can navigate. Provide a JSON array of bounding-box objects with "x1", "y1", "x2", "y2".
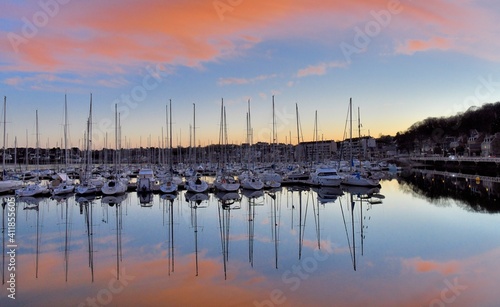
[{"x1": 2, "y1": 178, "x2": 500, "y2": 306}]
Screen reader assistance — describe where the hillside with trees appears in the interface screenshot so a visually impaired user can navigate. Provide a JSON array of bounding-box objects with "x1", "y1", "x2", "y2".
[{"x1": 394, "y1": 101, "x2": 500, "y2": 154}]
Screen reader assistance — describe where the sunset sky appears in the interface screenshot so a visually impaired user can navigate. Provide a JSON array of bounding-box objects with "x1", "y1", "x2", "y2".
[{"x1": 1, "y1": 0, "x2": 500, "y2": 149}]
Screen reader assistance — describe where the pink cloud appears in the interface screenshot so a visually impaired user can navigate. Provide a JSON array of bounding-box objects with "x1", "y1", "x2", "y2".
[
  {"x1": 396, "y1": 37, "x2": 451, "y2": 55},
  {"x1": 401, "y1": 256, "x2": 461, "y2": 276},
  {"x1": 1, "y1": 0, "x2": 499, "y2": 79},
  {"x1": 296, "y1": 61, "x2": 347, "y2": 78}
]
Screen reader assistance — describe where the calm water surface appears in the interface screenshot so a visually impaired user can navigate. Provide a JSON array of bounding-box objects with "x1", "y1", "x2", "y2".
[{"x1": 1, "y1": 172, "x2": 499, "y2": 307}]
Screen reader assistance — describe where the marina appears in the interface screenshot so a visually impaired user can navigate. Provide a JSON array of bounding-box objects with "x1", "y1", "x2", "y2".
[{"x1": 3, "y1": 1, "x2": 500, "y2": 306}]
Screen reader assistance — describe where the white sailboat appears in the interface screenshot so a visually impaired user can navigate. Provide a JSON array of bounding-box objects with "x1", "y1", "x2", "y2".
[
  {"x1": 0, "y1": 96, "x2": 23, "y2": 194},
  {"x1": 307, "y1": 110, "x2": 342, "y2": 187},
  {"x1": 239, "y1": 100, "x2": 264, "y2": 191},
  {"x1": 15, "y1": 110, "x2": 50, "y2": 197},
  {"x1": 101, "y1": 104, "x2": 127, "y2": 195},
  {"x1": 185, "y1": 103, "x2": 209, "y2": 193},
  {"x1": 283, "y1": 103, "x2": 310, "y2": 184},
  {"x1": 261, "y1": 95, "x2": 282, "y2": 189},
  {"x1": 52, "y1": 94, "x2": 75, "y2": 195},
  {"x1": 76, "y1": 94, "x2": 99, "y2": 195},
  {"x1": 214, "y1": 99, "x2": 240, "y2": 192},
  {"x1": 341, "y1": 98, "x2": 380, "y2": 188},
  {"x1": 159, "y1": 100, "x2": 179, "y2": 194}
]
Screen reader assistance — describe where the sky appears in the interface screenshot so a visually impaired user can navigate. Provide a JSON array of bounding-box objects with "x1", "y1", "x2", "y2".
[{"x1": 1, "y1": 0, "x2": 500, "y2": 149}]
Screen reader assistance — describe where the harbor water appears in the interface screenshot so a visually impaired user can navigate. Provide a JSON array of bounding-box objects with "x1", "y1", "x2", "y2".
[{"x1": 1, "y1": 171, "x2": 499, "y2": 307}]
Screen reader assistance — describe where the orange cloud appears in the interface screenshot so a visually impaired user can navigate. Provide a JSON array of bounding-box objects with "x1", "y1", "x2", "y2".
[
  {"x1": 401, "y1": 257, "x2": 460, "y2": 275},
  {"x1": 1, "y1": 0, "x2": 499, "y2": 80},
  {"x1": 396, "y1": 37, "x2": 451, "y2": 55},
  {"x1": 296, "y1": 61, "x2": 347, "y2": 78}
]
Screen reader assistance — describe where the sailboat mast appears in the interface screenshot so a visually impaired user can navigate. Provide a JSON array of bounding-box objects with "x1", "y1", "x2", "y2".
[
  {"x1": 14, "y1": 136, "x2": 17, "y2": 171},
  {"x1": 88, "y1": 94, "x2": 93, "y2": 172},
  {"x1": 64, "y1": 94, "x2": 68, "y2": 171},
  {"x1": 193, "y1": 103, "x2": 196, "y2": 165},
  {"x1": 36, "y1": 110, "x2": 40, "y2": 179},
  {"x1": 169, "y1": 99, "x2": 173, "y2": 170},
  {"x1": 272, "y1": 95, "x2": 276, "y2": 144},
  {"x1": 246, "y1": 99, "x2": 252, "y2": 169},
  {"x1": 118, "y1": 113, "x2": 121, "y2": 167},
  {"x1": 314, "y1": 110, "x2": 318, "y2": 163},
  {"x1": 114, "y1": 104, "x2": 118, "y2": 172},
  {"x1": 224, "y1": 107, "x2": 227, "y2": 153},
  {"x1": 219, "y1": 99, "x2": 224, "y2": 146},
  {"x1": 165, "y1": 103, "x2": 168, "y2": 166},
  {"x1": 2, "y1": 97, "x2": 6, "y2": 176},
  {"x1": 295, "y1": 103, "x2": 301, "y2": 145},
  {"x1": 358, "y1": 106, "x2": 361, "y2": 139},
  {"x1": 25, "y1": 130, "x2": 28, "y2": 172},
  {"x1": 349, "y1": 98, "x2": 353, "y2": 169},
  {"x1": 247, "y1": 100, "x2": 252, "y2": 145}
]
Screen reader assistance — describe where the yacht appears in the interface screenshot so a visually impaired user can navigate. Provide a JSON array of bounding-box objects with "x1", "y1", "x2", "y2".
[{"x1": 308, "y1": 167, "x2": 342, "y2": 187}]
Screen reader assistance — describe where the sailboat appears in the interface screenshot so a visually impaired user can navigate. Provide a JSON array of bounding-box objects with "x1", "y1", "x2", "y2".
[
  {"x1": 52, "y1": 94, "x2": 75, "y2": 195},
  {"x1": 239, "y1": 100, "x2": 264, "y2": 191},
  {"x1": 341, "y1": 98, "x2": 380, "y2": 188},
  {"x1": 214, "y1": 99, "x2": 240, "y2": 192},
  {"x1": 15, "y1": 110, "x2": 50, "y2": 197},
  {"x1": 283, "y1": 103, "x2": 310, "y2": 184},
  {"x1": 76, "y1": 94, "x2": 100, "y2": 195},
  {"x1": 0, "y1": 97, "x2": 23, "y2": 194},
  {"x1": 101, "y1": 104, "x2": 127, "y2": 195},
  {"x1": 159, "y1": 100, "x2": 180, "y2": 194},
  {"x1": 261, "y1": 96, "x2": 282, "y2": 189},
  {"x1": 185, "y1": 104, "x2": 209, "y2": 193},
  {"x1": 307, "y1": 110, "x2": 342, "y2": 187}
]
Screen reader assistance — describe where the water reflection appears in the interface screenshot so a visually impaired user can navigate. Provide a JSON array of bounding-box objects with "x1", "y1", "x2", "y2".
[
  {"x1": 4, "y1": 180, "x2": 500, "y2": 306},
  {"x1": 102, "y1": 194, "x2": 125, "y2": 281},
  {"x1": 160, "y1": 194, "x2": 176, "y2": 275},
  {"x1": 185, "y1": 192, "x2": 209, "y2": 276},
  {"x1": 138, "y1": 192, "x2": 154, "y2": 207},
  {"x1": 78, "y1": 196, "x2": 95, "y2": 282},
  {"x1": 400, "y1": 169, "x2": 500, "y2": 212},
  {"x1": 217, "y1": 191, "x2": 242, "y2": 279},
  {"x1": 340, "y1": 185, "x2": 381, "y2": 271}
]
